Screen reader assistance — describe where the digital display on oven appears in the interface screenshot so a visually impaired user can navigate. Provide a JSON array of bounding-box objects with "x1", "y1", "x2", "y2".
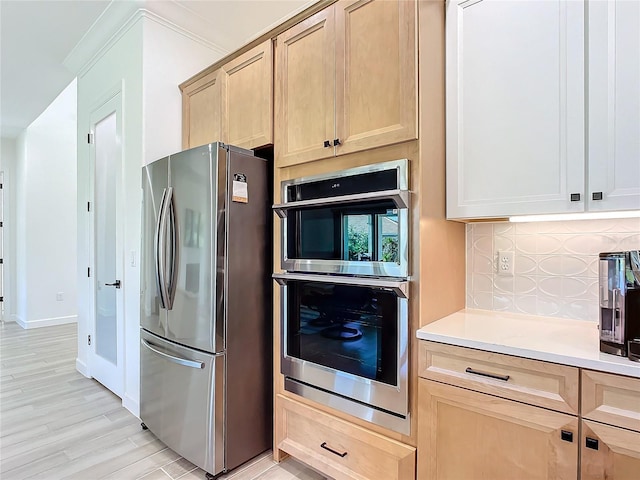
[{"x1": 286, "y1": 281, "x2": 398, "y2": 386}]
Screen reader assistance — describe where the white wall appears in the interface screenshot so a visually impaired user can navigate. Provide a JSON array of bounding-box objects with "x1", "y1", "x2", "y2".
[
  {"x1": 11, "y1": 80, "x2": 78, "y2": 328},
  {"x1": 76, "y1": 11, "x2": 220, "y2": 416},
  {"x1": 0, "y1": 137, "x2": 17, "y2": 321},
  {"x1": 142, "y1": 16, "x2": 225, "y2": 164},
  {"x1": 466, "y1": 218, "x2": 640, "y2": 321}
]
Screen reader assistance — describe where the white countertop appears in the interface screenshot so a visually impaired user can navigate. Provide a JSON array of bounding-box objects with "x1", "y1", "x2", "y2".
[{"x1": 416, "y1": 309, "x2": 640, "y2": 378}]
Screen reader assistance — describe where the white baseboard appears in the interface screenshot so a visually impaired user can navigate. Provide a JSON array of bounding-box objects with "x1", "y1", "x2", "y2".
[
  {"x1": 122, "y1": 394, "x2": 140, "y2": 419},
  {"x1": 76, "y1": 358, "x2": 91, "y2": 378},
  {"x1": 17, "y1": 315, "x2": 77, "y2": 329}
]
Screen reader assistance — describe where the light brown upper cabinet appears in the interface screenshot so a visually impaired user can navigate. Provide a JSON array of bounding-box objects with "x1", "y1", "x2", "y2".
[
  {"x1": 222, "y1": 39, "x2": 274, "y2": 150},
  {"x1": 181, "y1": 39, "x2": 273, "y2": 150},
  {"x1": 182, "y1": 69, "x2": 223, "y2": 149},
  {"x1": 275, "y1": 0, "x2": 417, "y2": 168}
]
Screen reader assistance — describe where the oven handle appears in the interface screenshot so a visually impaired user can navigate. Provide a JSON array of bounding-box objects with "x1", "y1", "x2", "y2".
[
  {"x1": 272, "y1": 272, "x2": 409, "y2": 299},
  {"x1": 272, "y1": 189, "x2": 410, "y2": 218}
]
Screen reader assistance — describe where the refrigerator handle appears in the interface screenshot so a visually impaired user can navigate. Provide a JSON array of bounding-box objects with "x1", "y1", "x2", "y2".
[
  {"x1": 141, "y1": 339, "x2": 204, "y2": 369},
  {"x1": 166, "y1": 188, "x2": 179, "y2": 309},
  {"x1": 155, "y1": 187, "x2": 171, "y2": 310}
]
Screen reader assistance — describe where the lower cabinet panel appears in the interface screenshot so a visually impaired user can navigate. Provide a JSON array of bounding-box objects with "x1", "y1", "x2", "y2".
[
  {"x1": 581, "y1": 419, "x2": 640, "y2": 480},
  {"x1": 276, "y1": 394, "x2": 415, "y2": 480},
  {"x1": 418, "y1": 379, "x2": 578, "y2": 480}
]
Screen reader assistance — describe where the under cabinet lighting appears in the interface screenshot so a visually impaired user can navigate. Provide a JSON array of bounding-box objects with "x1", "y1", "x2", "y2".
[{"x1": 509, "y1": 210, "x2": 640, "y2": 223}]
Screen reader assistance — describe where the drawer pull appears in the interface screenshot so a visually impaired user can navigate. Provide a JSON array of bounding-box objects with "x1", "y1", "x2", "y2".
[
  {"x1": 320, "y1": 442, "x2": 348, "y2": 458},
  {"x1": 465, "y1": 367, "x2": 510, "y2": 382}
]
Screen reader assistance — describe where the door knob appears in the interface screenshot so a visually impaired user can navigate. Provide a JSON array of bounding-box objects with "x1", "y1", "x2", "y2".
[{"x1": 105, "y1": 280, "x2": 121, "y2": 289}]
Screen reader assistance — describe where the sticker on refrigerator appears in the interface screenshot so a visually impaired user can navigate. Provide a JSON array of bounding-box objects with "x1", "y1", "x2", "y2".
[{"x1": 232, "y1": 173, "x2": 248, "y2": 203}]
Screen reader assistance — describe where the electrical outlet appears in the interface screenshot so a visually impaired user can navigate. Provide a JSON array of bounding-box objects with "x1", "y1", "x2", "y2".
[
  {"x1": 497, "y1": 251, "x2": 514, "y2": 275},
  {"x1": 56, "y1": 292, "x2": 64, "y2": 301}
]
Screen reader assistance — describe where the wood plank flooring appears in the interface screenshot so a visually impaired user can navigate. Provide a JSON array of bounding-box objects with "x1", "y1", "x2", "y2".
[{"x1": 0, "y1": 322, "x2": 328, "y2": 480}]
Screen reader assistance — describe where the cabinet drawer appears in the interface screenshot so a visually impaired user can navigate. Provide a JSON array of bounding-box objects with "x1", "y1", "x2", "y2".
[
  {"x1": 581, "y1": 370, "x2": 640, "y2": 432},
  {"x1": 276, "y1": 395, "x2": 415, "y2": 480},
  {"x1": 418, "y1": 341, "x2": 579, "y2": 414}
]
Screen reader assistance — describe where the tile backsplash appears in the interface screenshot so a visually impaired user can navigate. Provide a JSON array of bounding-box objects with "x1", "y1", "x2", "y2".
[{"x1": 466, "y1": 218, "x2": 640, "y2": 321}]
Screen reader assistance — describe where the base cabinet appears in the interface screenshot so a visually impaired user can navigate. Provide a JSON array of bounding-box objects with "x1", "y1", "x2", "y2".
[
  {"x1": 418, "y1": 342, "x2": 640, "y2": 480},
  {"x1": 417, "y1": 379, "x2": 578, "y2": 480},
  {"x1": 276, "y1": 395, "x2": 415, "y2": 480},
  {"x1": 581, "y1": 419, "x2": 640, "y2": 480}
]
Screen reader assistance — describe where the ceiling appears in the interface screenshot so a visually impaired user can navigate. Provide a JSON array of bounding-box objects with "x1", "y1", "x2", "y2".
[{"x1": 0, "y1": 0, "x2": 314, "y2": 139}]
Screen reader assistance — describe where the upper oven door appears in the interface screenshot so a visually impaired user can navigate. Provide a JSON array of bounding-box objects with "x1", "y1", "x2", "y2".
[{"x1": 273, "y1": 160, "x2": 410, "y2": 278}]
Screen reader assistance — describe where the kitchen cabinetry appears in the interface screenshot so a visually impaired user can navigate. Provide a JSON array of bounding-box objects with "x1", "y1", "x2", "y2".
[
  {"x1": 276, "y1": 394, "x2": 415, "y2": 480},
  {"x1": 181, "y1": 69, "x2": 223, "y2": 149},
  {"x1": 181, "y1": 39, "x2": 273, "y2": 150},
  {"x1": 418, "y1": 341, "x2": 640, "y2": 480},
  {"x1": 446, "y1": 0, "x2": 640, "y2": 219},
  {"x1": 580, "y1": 370, "x2": 640, "y2": 479},
  {"x1": 221, "y1": 40, "x2": 273, "y2": 149},
  {"x1": 418, "y1": 380, "x2": 579, "y2": 480},
  {"x1": 275, "y1": 0, "x2": 417, "y2": 168},
  {"x1": 587, "y1": 0, "x2": 640, "y2": 212}
]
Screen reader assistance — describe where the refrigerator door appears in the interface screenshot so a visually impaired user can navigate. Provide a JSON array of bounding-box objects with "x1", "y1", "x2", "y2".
[
  {"x1": 141, "y1": 156, "x2": 169, "y2": 338},
  {"x1": 140, "y1": 329, "x2": 224, "y2": 475},
  {"x1": 166, "y1": 143, "x2": 222, "y2": 353}
]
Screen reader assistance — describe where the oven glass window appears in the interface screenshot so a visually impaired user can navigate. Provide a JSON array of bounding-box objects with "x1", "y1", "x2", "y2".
[
  {"x1": 288, "y1": 201, "x2": 399, "y2": 263},
  {"x1": 286, "y1": 281, "x2": 398, "y2": 386}
]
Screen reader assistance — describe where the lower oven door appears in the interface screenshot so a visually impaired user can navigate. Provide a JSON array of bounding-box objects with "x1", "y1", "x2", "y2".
[{"x1": 273, "y1": 273, "x2": 409, "y2": 428}]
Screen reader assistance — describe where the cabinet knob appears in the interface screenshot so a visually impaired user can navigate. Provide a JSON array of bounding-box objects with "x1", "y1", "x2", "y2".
[
  {"x1": 323, "y1": 140, "x2": 331, "y2": 148},
  {"x1": 570, "y1": 193, "x2": 581, "y2": 202},
  {"x1": 560, "y1": 430, "x2": 573, "y2": 443},
  {"x1": 592, "y1": 192, "x2": 603, "y2": 201},
  {"x1": 586, "y1": 437, "x2": 599, "y2": 450},
  {"x1": 333, "y1": 138, "x2": 341, "y2": 146}
]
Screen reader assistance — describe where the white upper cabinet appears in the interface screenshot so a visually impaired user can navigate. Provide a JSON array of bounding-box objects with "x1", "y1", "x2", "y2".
[
  {"x1": 446, "y1": 0, "x2": 640, "y2": 220},
  {"x1": 446, "y1": 0, "x2": 585, "y2": 219},
  {"x1": 588, "y1": 0, "x2": 640, "y2": 212}
]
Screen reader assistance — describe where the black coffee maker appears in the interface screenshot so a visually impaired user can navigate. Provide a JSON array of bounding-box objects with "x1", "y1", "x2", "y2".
[{"x1": 599, "y1": 251, "x2": 640, "y2": 359}]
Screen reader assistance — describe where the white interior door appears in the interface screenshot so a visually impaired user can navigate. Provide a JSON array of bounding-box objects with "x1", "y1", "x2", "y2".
[{"x1": 89, "y1": 93, "x2": 124, "y2": 396}]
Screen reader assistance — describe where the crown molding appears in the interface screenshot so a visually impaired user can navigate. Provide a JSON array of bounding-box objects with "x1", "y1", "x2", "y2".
[{"x1": 64, "y1": 1, "x2": 226, "y2": 78}]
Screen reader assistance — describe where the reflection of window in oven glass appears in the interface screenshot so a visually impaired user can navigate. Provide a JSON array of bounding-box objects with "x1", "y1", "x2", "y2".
[{"x1": 344, "y1": 210, "x2": 398, "y2": 263}]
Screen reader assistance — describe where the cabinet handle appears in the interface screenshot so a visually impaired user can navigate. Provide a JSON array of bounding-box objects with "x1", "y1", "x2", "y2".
[
  {"x1": 320, "y1": 442, "x2": 347, "y2": 458},
  {"x1": 333, "y1": 138, "x2": 341, "y2": 146},
  {"x1": 323, "y1": 140, "x2": 331, "y2": 148},
  {"x1": 560, "y1": 430, "x2": 573, "y2": 442},
  {"x1": 592, "y1": 192, "x2": 603, "y2": 201},
  {"x1": 465, "y1": 367, "x2": 510, "y2": 382},
  {"x1": 570, "y1": 193, "x2": 581, "y2": 202},
  {"x1": 586, "y1": 437, "x2": 599, "y2": 450}
]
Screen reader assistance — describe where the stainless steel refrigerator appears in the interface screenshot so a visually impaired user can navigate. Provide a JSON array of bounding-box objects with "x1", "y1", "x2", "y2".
[{"x1": 140, "y1": 142, "x2": 271, "y2": 477}]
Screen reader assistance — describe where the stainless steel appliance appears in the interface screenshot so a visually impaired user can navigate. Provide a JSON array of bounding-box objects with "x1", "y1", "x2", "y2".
[
  {"x1": 273, "y1": 159, "x2": 410, "y2": 278},
  {"x1": 274, "y1": 273, "x2": 410, "y2": 434},
  {"x1": 140, "y1": 143, "x2": 271, "y2": 477},
  {"x1": 273, "y1": 160, "x2": 411, "y2": 435},
  {"x1": 599, "y1": 251, "x2": 640, "y2": 357}
]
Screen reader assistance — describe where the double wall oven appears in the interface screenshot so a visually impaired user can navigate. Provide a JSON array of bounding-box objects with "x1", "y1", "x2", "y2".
[{"x1": 273, "y1": 160, "x2": 411, "y2": 434}]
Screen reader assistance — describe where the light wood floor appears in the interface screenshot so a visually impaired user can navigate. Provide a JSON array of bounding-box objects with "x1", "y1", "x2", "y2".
[{"x1": 0, "y1": 322, "x2": 328, "y2": 480}]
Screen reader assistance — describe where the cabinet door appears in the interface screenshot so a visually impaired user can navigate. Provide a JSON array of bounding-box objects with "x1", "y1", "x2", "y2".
[
  {"x1": 446, "y1": 0, "x2": 585, "y2": 219},
  {"x1": 222, "y1": 39, "x2": 273, "y2": 150},
  {"x1": 335, "y1": 0, "x2": 417, "y2": 156},
  {"x1": 581, "y1": 420, "x2": 640, "y2": 480},
  {"x1": 275, "y1": 8, "x2": 336, "y2": 167},
  {"x1": 588, "y1": 0, "x2": 640, "y2": 212},
  {"x1": 182, "y1": 69, "x2": 223, "y2": 149},
  {"x1": 418, "y1": 379, "x2": 578, "y2": 480}
]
